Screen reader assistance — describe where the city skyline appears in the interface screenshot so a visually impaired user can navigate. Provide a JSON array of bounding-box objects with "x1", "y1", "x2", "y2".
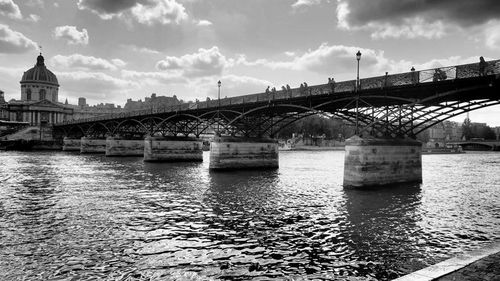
[{"x1": 1, "y1": 0, "x2": 500, "y2": 125}]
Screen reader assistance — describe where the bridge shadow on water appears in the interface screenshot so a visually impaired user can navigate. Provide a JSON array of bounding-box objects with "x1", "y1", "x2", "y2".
[
  {"x1": 205, "y1": 169, "x2": 281, "y2": 215},
  {"x1": 341, "y1": 183, "x2": 428, "y2": 276}
]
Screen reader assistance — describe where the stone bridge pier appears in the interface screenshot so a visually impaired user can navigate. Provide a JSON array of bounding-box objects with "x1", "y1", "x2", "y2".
[
  {"x1": 343, "y1": 136, "x2": 422, "y2": 187},
  {"x1": 106, "y1": 136, "x2": 144, "y2": 157},
  {"x1": 80, "y1": 136, "x2": 107, "y2": 154},
  {"x1": 143, "y1": 136, "x2": 203, "y2": 162},
  {"x1": 62, "y1": 137, "x2": 81, "y2": 151},
  {"x1": 209, "y1": 136, "x2": 279, "y2": 170}
]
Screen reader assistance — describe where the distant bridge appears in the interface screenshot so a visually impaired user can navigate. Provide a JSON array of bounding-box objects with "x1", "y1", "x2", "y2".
[
  {"x1": 53, "y1": 59, "x2": 500, "y2": 140},
  {"x1": 447, "y1": 140, "x2": 500, "y2": 151}
]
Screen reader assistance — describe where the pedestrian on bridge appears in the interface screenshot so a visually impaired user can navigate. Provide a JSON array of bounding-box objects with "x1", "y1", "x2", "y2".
[
  {"x1": 328, "y1": 77, "x2": 335, "y2": 93},
  {"x1": 479, "y1": 56, "x2": 488, "y2": 76},
  {"x1": 265, "y1": 86, "x2": 270, "y2": 94}
]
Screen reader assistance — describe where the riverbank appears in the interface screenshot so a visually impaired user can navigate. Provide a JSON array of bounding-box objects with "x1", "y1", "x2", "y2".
[
  {"x1": 0, "y1": 139, "x2": 62, "y2": 151},
  {"x1": 395, "y1": 241, "x2": 500, "y2": 281}
]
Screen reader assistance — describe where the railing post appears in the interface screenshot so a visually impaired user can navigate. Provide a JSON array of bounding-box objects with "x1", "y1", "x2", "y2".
[
  {"x1": 371, "y1": 107, "x2": 375, "y2": 135},
  {"x1": 355, "y1": 97, "x2": 359, "y2": 136}
]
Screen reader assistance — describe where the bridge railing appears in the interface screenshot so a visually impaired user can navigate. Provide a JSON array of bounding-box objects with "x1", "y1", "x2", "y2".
[{"x1": 55, "y1": 59, "x2": 500, "y2": 126}]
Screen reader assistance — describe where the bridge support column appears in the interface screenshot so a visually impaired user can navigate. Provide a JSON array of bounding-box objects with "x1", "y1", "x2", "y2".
[
  {"x1": 143, "y1": 136, "x2": 203, "y2": 162},
  {"x1": 209, "y1": 137, "x2": 279, "y2": 170},
  {"x1": 343, "y1": 136, "x2": 422, "y2": 187},
  {"x1": 80, "y1": 137, "x2": 106, "y2": 154},
  {"x1": 62, "y1": 137, "x2": 81, "y2": 151},
  {"x1": 106, "y1": 137, "x2": 144, "y2": 157}
]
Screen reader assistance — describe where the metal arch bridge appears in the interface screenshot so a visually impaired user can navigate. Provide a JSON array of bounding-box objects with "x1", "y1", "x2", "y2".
[{"x1": 53, "y1": 60, "x2": 500, "y2": 139}]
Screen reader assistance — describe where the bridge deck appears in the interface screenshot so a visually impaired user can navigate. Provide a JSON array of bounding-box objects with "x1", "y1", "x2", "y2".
[{"x1": 55, "y1": 59, "x2": 500, "y2": 127}]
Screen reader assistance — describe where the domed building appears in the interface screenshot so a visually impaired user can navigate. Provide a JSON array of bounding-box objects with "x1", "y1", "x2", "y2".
[
  {"x1": 7, "y1": 53, "x2": 73, "y2": 125},
  {"x1": 21, "y1": 54, "x2": 59, "y2": 102}
]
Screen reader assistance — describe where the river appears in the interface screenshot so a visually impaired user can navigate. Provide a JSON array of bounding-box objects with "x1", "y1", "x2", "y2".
[{"x1": 0, "y1": 150, "x2": 498, "y2": 280}]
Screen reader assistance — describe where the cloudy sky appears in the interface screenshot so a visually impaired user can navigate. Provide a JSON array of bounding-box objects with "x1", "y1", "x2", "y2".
[{"x1": 1, "y1": 0, "x2": 499, "y2": 125}]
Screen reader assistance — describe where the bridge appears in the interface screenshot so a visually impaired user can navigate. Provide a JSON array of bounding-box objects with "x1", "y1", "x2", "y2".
[
  {"x1": 53, "y1": 59, "x2": 500, "y2": 187},
  {"x1": 447, "y1": 140, "x2": 500, "y2": 151}
]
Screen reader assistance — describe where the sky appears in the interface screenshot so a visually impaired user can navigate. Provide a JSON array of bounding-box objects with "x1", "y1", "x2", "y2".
[{"x1": 1, "y1": 0, "x2": 499, "y2": 126}]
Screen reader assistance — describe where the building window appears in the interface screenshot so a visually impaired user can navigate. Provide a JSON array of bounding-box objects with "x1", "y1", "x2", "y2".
[
  {"x1": 26, "y1": 88, "x2": 32, "y2": 100},
  {"x1": 39, "y1": 89, "x2": 46, "y2": 100}
]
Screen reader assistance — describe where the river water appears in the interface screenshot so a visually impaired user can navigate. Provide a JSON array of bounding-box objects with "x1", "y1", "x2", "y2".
[{"x1": 0, "y1": 150, "x2": 498, "y2": 280}]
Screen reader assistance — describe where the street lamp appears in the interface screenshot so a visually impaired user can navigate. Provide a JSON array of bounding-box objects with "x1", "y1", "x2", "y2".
[
  {"x1": 355, "y1": 50, "x2": 361, "y2": 135},
  {"x1": 217, "y1": 80, "x2": 221, "y2": 136},
  {"x1": 356, "y1": 50, "x2": 361, "y2": 91}
]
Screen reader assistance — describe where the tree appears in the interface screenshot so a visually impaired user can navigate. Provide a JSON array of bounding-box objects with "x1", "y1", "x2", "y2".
[
  {"x1": 277, "y1": 115, "x2": 348, "y2": 140},
  {"x1": 461, "y1": 117, "x2": 472, "y2": 140}
]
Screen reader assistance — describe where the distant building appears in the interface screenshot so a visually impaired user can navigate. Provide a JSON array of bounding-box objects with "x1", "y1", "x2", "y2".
[
  {"x1": 78, "y1": 97, "x2": 87, "y2": 108},
  {"x1": 7, "y1": 53, "x2": 73, "y2": 125},
  {"x1": 426, "y1": 121, "x2": 463, "y2": 148},
  {"x1": 124, "y1": 93, "x2": 182, "y2": 111},
  {"x1": 0, "y1": 90, "x2": 9, "y2": 121},
  {"x1": 68, "y1": 102, "x2": 123, "y2": 120}
]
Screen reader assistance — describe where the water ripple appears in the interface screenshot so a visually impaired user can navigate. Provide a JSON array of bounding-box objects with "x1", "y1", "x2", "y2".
[{"x1": 0, "y1": 150, "x2": 498, "y2": 280}]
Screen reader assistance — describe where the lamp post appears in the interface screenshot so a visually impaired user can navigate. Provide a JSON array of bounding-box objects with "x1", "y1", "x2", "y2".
[
  {"x1": 355, "y1": 50, "x2": 361, "y2": 135},
  {"x1": 356, "y1": 50, "x2": 361, "y2": 91},
  {"x1": 217, "y1": 80, "x2": 221, "y2": 136}
]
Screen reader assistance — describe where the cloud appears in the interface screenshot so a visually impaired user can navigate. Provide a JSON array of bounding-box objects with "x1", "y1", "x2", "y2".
[
  {"x1": 411, "y1": 56, "x2": 480, "y2": 71},
  {"x1": 292, "y1": 0, "x2": 321, "y2": 9},
  {"x1": 336, "y1": 0, "x2": 500, "y2": 39},
  {"x1": 131, "y1": 0, "x2": 187, "y2": 25},
  {"x1": 53, "y1": 26, "x2": 89, "y2": 45},
  {"x1": 197, "y1": 20, "x2": 212, "y2": 26},
  {"x1": 0, "y1": 0, "x2": 22, "y2": 19},
  {"x1": 77, "y1": 0, "x2": 188, "y2": 25},
  {"x1": 77, "y1": 0, "x2": 139, "y2": 17},
  {"x1": 25, "y1": 0, "x2": 44, "y2": 8},
  {"x1": 51, "y1": 54, "x2": 125, "y2": 71},
  {"x1": 238, "y1": 43, "x2": 400, "y2": 76},
  {"x1": 124, "y1": 44, "x2": 162, "y2": 55},
  {"x1": 156, "y1": 46, "x2": 232, "y2": 77},
  {"x1": 0, "y1": 66, "x2": 25, "y2": 101},
  {"x1": 0, "y1": 24, "x2": 38, "y2": 54},
  {"x1": 111, "y1": 59, "x2": 126, "y2": 67},
  {"x1": 184, "y1": 74, "x2": 271, "y2": 100},
  {"x1": 55, "y1": 71, "x2": 139, "y2": 101},
  {"x1": 209, "y1": 74, "x2": 271, "y2": 97},
  {"x1": 121, "y1": 70, "x2": 187, "y2": 84},
  {"x1": 484, "y1": 20, "x2": 500, "y2": 50},
  {"x1": 27, "y1": 14, "x2": 40, "y2": 22}
]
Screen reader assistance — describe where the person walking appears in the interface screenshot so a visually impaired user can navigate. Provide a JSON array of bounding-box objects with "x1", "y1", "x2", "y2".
[
  {"x1": 479, "y1": 56, "x2": 488, "y2": 76},
  {"x1": 328, "y1": 77, "x2": 335, "y2": 93}
]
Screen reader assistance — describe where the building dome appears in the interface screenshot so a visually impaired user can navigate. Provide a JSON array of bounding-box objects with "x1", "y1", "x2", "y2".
[{"x1": 20, "y1": 54, "x2": 59, "y2": 86}]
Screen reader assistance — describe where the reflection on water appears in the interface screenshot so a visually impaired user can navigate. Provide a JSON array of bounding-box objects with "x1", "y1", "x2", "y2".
[{"x1": 0, "y1": 151, "x2": 499, "y2": 280}]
